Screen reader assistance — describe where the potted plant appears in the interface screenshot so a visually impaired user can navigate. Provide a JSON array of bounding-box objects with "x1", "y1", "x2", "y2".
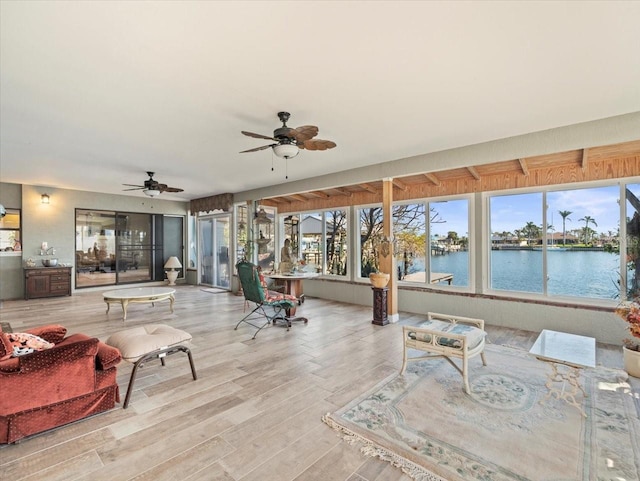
[{"x1": 615, "y1": 299, "x2": 640, "y2": 377}]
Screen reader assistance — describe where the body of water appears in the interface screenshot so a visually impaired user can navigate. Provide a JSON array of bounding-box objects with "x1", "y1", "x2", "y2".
[{"x1": 405, "y1": 250, "x2": 621, "y2": 300}]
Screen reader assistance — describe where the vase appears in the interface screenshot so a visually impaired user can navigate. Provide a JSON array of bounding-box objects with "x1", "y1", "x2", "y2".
[
  {"x1": 623, "y1": 345, "x2": 640, "y2": 378},
  {"x1": 369, "y1": 272, "x2": 390, "y2": 289}
]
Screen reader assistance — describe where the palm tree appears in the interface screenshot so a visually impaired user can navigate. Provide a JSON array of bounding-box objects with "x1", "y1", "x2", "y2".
[
  {"x1": 579, "y1": 215, "x2": 598, "y2": 244},
  {"x1": 559, "y1": 210, "x2": 572, "y2": 246},
  {"x1": 523, "y1": 221, "x2": 540, "y2": 246}
]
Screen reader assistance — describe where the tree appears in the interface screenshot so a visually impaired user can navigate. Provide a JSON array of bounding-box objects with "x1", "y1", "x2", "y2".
[
  {"x1": 578, "y1": 215, "x2": 598, "y2": 244},
  {"x1": 523, "y1": 221, "x2": 540, "y2": 245},
  {"x1": 358, "y1": 204, "x2": 443, "y2": 276},
  {"x1": 558, "y1": 210, "x2": 572, "y2": 246},
  {"x1": 326, "y1": 210, "x2": 347, "y2": 275}
]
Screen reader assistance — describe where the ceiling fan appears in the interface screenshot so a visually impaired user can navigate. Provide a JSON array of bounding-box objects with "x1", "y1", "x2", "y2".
[
  {"x1": 240, "y1": 111, "x2": 336, "y2": 160},
  {"x1": 122, "y1": 172, "x2": 184, "y2": 197}
]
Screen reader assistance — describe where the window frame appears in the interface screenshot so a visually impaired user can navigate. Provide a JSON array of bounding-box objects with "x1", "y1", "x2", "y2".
[{"x1": 483, "y1": 179, "x2": 632, "y2": 305}]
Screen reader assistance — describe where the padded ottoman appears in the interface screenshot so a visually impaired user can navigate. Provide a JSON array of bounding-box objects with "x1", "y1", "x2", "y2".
[{"x1": 106, "y1": 324, "x2": 197, "y2": 408}]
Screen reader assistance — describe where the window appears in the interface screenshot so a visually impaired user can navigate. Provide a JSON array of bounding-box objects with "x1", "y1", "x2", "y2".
[
  {"x1": 489, "y1": 185, "x2": 622, "y2": 300},
  {"x1": 326, "y1": 210, "x2": 347, "y2": 276},
  {"x1": 429, "y1": 199, "x2": 470, "y2": 287},
  {"x1": 394, "y1": 203, "x2": 426, "y2": 281},
  {"x1": 392, "y1": 199, "x2": 470, "y2": 287},
  {"x1": 255, "y1": 205, "x2": 275, "y2": 271},
  {"x1": 300, "y1": 212, "x2": 323, "y2": 272},
  {"x1": 359, "y1": 206, "x2": 383, "y2": 277},
  {"x1": 547, "y1": 186, "x2": 619, "y2": 299},
  {"x1": 625, "y1": 184, "x2": 640, "y2": 298},
  {"x1": 490, "y1": 192, "x2": 543, "y2": 294},
  {"x1": 0, "y1": 208, "x2": 21, "y2": 252}
]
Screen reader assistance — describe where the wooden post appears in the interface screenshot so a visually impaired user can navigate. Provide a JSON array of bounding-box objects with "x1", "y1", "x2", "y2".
[{"x1": 381, "y1": 178, "x2": 398, "y2": 321}]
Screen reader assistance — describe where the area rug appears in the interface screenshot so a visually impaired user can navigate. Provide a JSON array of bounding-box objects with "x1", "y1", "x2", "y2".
[{"x1": 323, "y1": 344, "x2": 640, "y2": 481}]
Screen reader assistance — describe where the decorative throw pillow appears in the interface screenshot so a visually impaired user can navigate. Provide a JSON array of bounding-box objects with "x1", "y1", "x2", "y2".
[{"x1": 6, "y1": 332, "x2": 55, "y2": 357}]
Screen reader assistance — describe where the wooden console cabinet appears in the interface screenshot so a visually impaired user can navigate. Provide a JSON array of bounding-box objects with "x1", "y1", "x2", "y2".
[{"x1": 24, "y1": 267, "x2": 72, "y2": 300}]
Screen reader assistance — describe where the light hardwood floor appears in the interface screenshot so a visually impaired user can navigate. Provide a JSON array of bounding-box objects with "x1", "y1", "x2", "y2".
[{"x1": 0, "y1": 286, "x2": 627, "y2": 481}]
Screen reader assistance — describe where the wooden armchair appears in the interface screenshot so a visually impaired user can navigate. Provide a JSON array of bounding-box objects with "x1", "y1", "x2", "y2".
[{"x1": 400, "y1": 312, "x2": 487, "y2": 394}]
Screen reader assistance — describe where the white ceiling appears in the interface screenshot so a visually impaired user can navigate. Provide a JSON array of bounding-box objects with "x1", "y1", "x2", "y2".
[{"x1": 1, "y1": 1, "x2": 639, "y2": 201}]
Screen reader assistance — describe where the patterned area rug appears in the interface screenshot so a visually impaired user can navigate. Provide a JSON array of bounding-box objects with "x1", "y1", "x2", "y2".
[{"x1": 323, "y1": 344, "x2": 640, "y2": 481}]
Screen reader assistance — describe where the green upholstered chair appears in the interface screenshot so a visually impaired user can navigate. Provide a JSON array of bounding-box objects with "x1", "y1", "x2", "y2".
[{"x1": 235, "y1": 261, "x2": 303, "y2": 339}]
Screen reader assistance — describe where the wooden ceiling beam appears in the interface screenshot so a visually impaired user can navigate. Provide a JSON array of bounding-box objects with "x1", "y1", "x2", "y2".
[
  {"x1": 518, "y1": 158, "x2": 529, "y2": 176},
  {"x1": 582, "y1": 148, "x2": 589, "y2": 172},
  {"x1": 307, "y1": 191, "x2": 330, "y2": 198},
  {"x1": 423, "y1": 173, "x2": 441, "y2": 186},
  {"x1": 288, "y1": 194, "x2": 308, "y2": 202},
  {"x1": 358, "y1": 183, "x2": 378, "y2": 194},
  {"x1": 467, "y1": 166, "x2": 481, "y2": 181},
  {"x1": 392, "y1": 178, "x2": 408, "y2": 191},
  {"x1": 332, "y1": 188, "x2": 352, "y2": 197}
]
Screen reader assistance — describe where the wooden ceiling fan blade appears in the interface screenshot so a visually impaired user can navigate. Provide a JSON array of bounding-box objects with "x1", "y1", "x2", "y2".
[
  {"x1": 241, "y1": 131, "x2": 277, "y2": 141},
  {"x1": 288, "y1": 125, "x2": 319, "y2": 142},
  {"x1": 123, "y1": 184, "x2": 144, "y2": 188},
  {"x1": 302, "y1": 139, "x2": 337, "y2": 151},
  {"x1": 240, "y1": 144, "x2": 274, "y2": 153},
  {"x1": 123, "y1": 186, "x2": 145, "y2": 191},
  {"x1": 160, "y1": 185, "x2": 184, "y2": 193}
]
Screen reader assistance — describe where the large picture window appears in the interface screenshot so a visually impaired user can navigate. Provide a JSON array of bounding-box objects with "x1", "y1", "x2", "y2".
[{"x1": 489, "y1": 185, "x2": 622, "y2": 300}]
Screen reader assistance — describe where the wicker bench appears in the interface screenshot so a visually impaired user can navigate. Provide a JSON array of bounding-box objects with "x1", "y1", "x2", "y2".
[{"x1": 400, "y1": 312, "x2": 487, "y2": 394}]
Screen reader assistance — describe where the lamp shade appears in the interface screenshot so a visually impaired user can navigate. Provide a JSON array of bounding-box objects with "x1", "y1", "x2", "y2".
[
  {"x1": 144, "y1": 189, "x2": 161, "y2": 197},
  {"x1": 272, "y1": 143, "x2": 299, "y2": 159},
  {"x1": 164, "y1": 256, "x2": 182, "y2": 269}
]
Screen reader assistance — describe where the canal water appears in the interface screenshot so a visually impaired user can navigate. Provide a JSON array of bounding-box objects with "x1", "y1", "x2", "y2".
[{"x1": 415, "y1": 250, "x2": 622, "y2": 300}]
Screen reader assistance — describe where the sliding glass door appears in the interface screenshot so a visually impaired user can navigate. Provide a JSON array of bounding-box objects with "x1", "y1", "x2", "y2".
[
  {"x1": 76, "y1": 209, "x2": 184, "y2": 288},
  {"x1": 198, "y1": 214, "x2": 230, "y2": 288}
]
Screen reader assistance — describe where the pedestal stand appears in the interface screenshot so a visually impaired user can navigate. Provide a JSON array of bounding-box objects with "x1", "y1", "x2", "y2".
[{"x1": 372, "y1": 287, "x2": 389, "y2": 326}]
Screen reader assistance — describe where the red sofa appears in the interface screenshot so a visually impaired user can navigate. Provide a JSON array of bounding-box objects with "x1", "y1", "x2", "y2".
[{"x1": 0, "y1": 324, "x2": 122, "y2": 444}]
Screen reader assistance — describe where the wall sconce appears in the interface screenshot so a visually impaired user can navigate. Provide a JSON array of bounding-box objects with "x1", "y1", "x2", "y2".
[{"x1": 41, "y1": 193, "x2": 50, "y2": 204}]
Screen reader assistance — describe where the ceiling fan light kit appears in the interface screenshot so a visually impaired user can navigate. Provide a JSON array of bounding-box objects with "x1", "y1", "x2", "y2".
[
  {"x1": 143, "y1": 189, "x2": 161, "y2": 197},
  {"x1": 272, "y1": 143, "x2": 299, "y2": 159},
  {"x1": 240, "y1": 111, "x2": 336, "y2": 176}
]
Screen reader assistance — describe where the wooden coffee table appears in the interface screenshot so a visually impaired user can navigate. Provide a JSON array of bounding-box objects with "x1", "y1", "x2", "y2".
[
  {"x1": 103, "y1": 287, "x2": 175, "y2": 320},
  {"x1": 529, "y1": 329, "x2": 596, "y2": 417}
]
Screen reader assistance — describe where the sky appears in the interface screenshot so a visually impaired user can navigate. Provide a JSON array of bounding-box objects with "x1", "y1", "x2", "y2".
[{"x1": 429, "y1": 185, "x2": 627, "y2": 239}]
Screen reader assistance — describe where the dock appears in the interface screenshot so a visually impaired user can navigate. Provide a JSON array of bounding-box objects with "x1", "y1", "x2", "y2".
[{"x1": 402, "y1": 272, "x2": 453, "y2": 285}]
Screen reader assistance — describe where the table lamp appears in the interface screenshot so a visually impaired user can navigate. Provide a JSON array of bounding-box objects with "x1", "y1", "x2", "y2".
[{"x1": 164, "y1": 256, "x2": 182, "y2": 286}]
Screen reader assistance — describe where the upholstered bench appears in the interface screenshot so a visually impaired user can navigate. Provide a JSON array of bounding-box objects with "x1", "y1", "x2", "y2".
[
  {"x1": 400, "y1": 312, "x2": 487, "y2": 394},
  {"x1": 106, "y1": 324, "x2": 197, "y2": 408}
]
